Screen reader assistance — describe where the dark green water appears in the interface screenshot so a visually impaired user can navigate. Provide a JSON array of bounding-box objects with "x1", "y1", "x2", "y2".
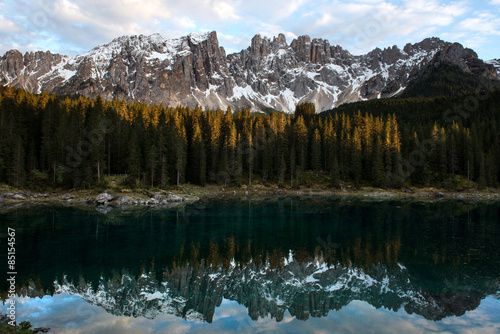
[{"x1": 1, "y1": 198, "x2": 500, "y2": 333}]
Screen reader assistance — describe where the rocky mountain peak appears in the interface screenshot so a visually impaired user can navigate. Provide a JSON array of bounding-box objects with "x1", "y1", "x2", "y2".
[
  {"x1": 432, "y1": 43, "x2": 498, "y2": 79},
  {"x1": 487, "y1": 59, "x2": 500, "y2": 76},
  {"x1": 0, "y1": 32, "x2": 498, "y2": 113},
  {"x1": 273, "y1": 33, "x2": 287, "y2": 50}
]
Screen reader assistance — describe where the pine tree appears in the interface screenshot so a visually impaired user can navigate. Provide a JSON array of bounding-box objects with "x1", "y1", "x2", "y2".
[
  {"x1": 372, "y1": 134, "x2": 385, "y2": 187},
  {"x1": 10, "y1": 134, "x2": 26, "y2": 187},
  {"x1": 294, "y1": 116, "x2": 308, "y2": 182},
  {"x1": 189, "y1": 119, "x2": 206, "y2": 185},
  {"x1": 147, "y1": 144, "x2": 158, "y2": 187},
  {"x1": 172, "y1": 112, "x2": 187, "y2": 186},
  {"x1": 311, "y1": 128, "x2": 322, "y2": 173},
  {"x1": 351, "y1": 127, "x2": 362, "y2": 187}
]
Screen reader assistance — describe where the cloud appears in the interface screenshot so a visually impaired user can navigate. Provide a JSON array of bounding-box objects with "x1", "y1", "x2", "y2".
[
  {"x1": 458, "y1": 12, "x2": 500, "y2": 35},
  {"x1": 0, "y1": 15, "x2": 21, "y2": 32},
  {"x1": 0, "y1": 0, "x2": 498, "y2": 60},
  {"x1": 211, "y1": 1, "x2": 241, "y2": 20}
]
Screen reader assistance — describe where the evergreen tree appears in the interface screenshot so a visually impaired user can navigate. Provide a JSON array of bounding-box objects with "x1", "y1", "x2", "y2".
[
  {"x1": 311, "y1": 128, "x2": 322, "y2": 173},
  {"x1": 189, "y1": 119, "x2": 207, "y2": 185}
]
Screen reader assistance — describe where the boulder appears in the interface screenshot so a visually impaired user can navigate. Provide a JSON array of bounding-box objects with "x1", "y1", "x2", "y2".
[
  {"x1": 435, "y1": 192, "x2": 445, "y2": 198},
  {"x1": 95, "y1": 192, "x2": 114, "y2": 205},
  {"x1": 12, "y1": 194, "x2": 25, "y2": 200},
  {"x1": 61, "y1": 193, "x2": 73, "y2": 200},
  {"x1": 147, "y1": 197, "x2": 159, "y2": 205},
  {"x1": 153, "y1": 192, "x2": 166, "y2": 202},
  {"x1": 112, "y1": 196, "x2": 131, "y2": 206},
  {"x1": 166, "y1": 194, "x2": 183, "y2": 202}
]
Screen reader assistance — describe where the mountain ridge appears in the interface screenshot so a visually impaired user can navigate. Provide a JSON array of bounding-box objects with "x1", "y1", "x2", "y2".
[
  {"x1": 19, "y1": 257, "x2": 496, "y2": 323},
  {"x1": 0, "y1": 31, "x2": 497, "y2": 112}
]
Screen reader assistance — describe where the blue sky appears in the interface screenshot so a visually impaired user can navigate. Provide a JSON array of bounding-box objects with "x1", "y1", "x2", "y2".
[{"x1": 0, "y1": 0, "x2": 499, "y2": 60}]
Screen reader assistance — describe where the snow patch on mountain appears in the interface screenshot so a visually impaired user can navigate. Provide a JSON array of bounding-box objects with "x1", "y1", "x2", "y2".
[
  {"x1": 487, "y1": 59, "x2": 500, "y2": 76},
  {"x1": 1, "y1": 32, "x2": 497, "y2": 113},
  {"x1": 47, "y1": 255, "x2": 462, "y2": 323}
]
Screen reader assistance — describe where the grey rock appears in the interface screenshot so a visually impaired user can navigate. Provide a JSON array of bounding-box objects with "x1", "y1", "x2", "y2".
[
  {"x1": 166, "y1": 194, "x2": 183, "y2": 202},
  {"x1": 95, "y1": 192, "x2": 114, "y2": 205},
  {"x1": 33, "y1": 193, "x2": 50, "y2": 198},
  {"x1": 153, "y1": 192, "x2": 166, "y2": 202},
  {"x1": 12, "y1": 194, "x2": 25, "y2": 200},
  {"x1": 112, "y1": 196, "x2": 131, "y2": 206},
  {"x1": 435, "y1": 192, "x2": 445, "y2": 198},
  {"x1": 147, "y1": 197, "x2": 159, "y2": 205},
  {"x1": 61, "y1": 193, "x2": 73, "y2": 200}
]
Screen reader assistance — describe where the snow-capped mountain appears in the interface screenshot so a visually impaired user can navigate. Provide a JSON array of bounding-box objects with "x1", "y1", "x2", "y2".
[
  {"x1": 19, "y1": 254, "x2": 497, "y2": 323},
  {"x1": 487, "y1": 59, "x2": 500, "y2": 76},
  {"x1": 1, "y1": 31, "x2": 498, "y2": 112}
]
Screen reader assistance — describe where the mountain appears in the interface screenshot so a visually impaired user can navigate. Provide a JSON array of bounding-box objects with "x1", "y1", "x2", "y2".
[
  {"x1": 487, "y1": 59, "x2": 500, "y2": 75},
  {"x1": 0, "y1": 32, "x2": 498, "y2": 112},
  {"x1": 20, "y1": 256, "x2": 498, "y2": 323}
]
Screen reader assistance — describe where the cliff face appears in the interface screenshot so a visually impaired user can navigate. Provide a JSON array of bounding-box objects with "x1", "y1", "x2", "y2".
[{"x1": 1, "y1": 32, "x2": 497, "y2": 112}]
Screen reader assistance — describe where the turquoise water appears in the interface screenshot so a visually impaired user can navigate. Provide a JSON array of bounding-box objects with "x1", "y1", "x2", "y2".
[{"x1": 1, "y1": 198, "x2": 500, "y2": 333}]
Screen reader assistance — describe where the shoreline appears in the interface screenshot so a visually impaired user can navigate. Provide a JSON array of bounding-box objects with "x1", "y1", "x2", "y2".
[{"x1": 1, "y1": 184, "x2": 500, "y2": 212}]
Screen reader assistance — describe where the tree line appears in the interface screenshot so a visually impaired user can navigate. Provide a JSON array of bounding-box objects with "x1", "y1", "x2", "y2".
[{"x1": 0, "y1": 85, "x2": 499, "y2": 190}]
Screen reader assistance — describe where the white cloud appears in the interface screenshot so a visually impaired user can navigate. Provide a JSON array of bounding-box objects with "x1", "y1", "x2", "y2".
[
  {"x1": 458, "y1": 12, "x2": 500, "y2": 35},
  {"x1": 212, "y1": 1, "x2": 241, "y2": 20},
  {"x1": 282, "y1": 0, "x2": 469, "y2": 54},
  {"x1": 0, "y1": 0, "x2": 499, "y2": 60},
  {"x1": 0, "y1": 15, "x2": 21, "y2": 32},
  {"x1": 170, "y1": 16, "x2": 197, "y2": 31}
]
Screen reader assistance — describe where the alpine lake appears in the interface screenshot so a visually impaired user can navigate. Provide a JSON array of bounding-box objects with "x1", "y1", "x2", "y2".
[{"x1": 1, "y1": 197, "x2": 499, "y2": 333}]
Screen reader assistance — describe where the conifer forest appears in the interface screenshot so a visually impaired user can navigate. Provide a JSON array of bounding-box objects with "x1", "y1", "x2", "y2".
[{"x1": 1, "y1": 85, "x2": 500, "y2": 190}]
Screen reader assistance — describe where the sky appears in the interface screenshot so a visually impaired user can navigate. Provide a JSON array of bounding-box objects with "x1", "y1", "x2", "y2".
[
  {"x1": 0, "y1": 0, "x2": 499, "y2": 60},
  {"x1": 4, "y1": 294, "x2": 500, "y2": 333}
]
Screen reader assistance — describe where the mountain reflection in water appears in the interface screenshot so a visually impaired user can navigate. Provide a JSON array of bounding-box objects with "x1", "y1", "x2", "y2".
[{"x1": 1, "y1": 198, "x2": 499, "y2": 330}]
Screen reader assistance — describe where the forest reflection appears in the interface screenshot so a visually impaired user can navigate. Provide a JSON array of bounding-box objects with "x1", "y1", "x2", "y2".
[{"x1": 1, "y1": 199, "x2": 499, "y2": 322}]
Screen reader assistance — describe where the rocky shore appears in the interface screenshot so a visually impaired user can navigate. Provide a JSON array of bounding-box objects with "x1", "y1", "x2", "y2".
[{"x1": 1, "y1": 184, "x2": 500, "y2": 212}]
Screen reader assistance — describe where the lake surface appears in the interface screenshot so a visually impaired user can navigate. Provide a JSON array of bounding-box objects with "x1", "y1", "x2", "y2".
[{"x1": 1, "y1": 198, "x2": 500, "y2": 333}]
